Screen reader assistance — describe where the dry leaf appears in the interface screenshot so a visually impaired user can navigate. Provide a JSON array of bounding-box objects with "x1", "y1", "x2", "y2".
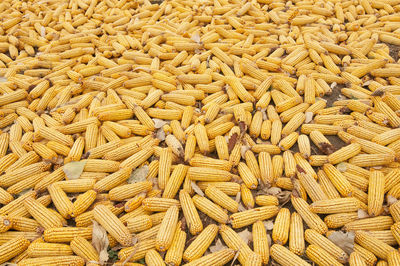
[
  {"x1": 263, "y1": 220, "x2": 274, "y2": 230},
  {"x1": 231, "y1": 249, "x2": 240, "y2": 266},
  {"x1": 92, "y1": 221, "x2": 109, "y2": 265},
  {"x1": 165, "y1": 134, "x2": 184, "y2": 157},
  {"x1": 336, "y1": 162, "x2": 347, "y2": 172},
  {"x1": 327, "y1": 231, "x2": 354, "y2": 255},
  {"x1": 153, "y1": 119, "x2": 168, "y2": 129},
  {"x1": 238, "y1": 202, "x2": 246, "y2": 212},
  {"x1": 305, "y1": 112, "x2": 313, "y2": 123},
  {"x1": 240, "y1": 144, "x2": 251, "y2": 159},
  {"x1": 209, "y1": 238, "x2": 227, "y2": 253},
  {"x1": 357, "y1": 209, "x2": 369, "y2": 219},
  {"x1": 235, "y1": 192, "x2": 241, "y2": 203},
  {"x1": 191, "y1": 33, "x2": 201, "y2": 43},
  {"x1": 191, "y1": 181, "x2": 204, "y2": 197},
  {"x1": 63, "y1": 161, "x2": 86, "y2": 180},
  {"x1": 387, "y1": 195, "x2": 397, "y2": 206},
  {"x1": 237, "y1": 229, "x2": 252, "y2": 245},
  {"x1": 0, "y1": 77, "x2": 7, "y2": 83},
  {"x1": 156, "y1": 128, "x2": 166, "y2": 141},
  {"x1": 128, "y1": 165, "x2": 149, "y2": 184},
  {"x1": 266, "y1": 187, "x2": 281, "y2": 196}
]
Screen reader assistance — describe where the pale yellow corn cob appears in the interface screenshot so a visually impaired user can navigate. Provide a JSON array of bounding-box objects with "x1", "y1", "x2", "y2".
[
  {"x1": 188, "y1": 167, "x2": 232, "y2": 182},
  {"x1": 253, "y1": 220, "x2": 269, "y2": 264},
  {"x1": 48, "y1": 184, "x2": 73, "y2": 219},
  {"x1": 163, "y1": 164, "x2": 189, "y2": 199},
  {"x1": 205, "y1": 185, "x2": 238, "y2": 213},
  {"x1": 93, "y1": 168, "x2": 133, "y2": 192},
  {"x1": 323, "y1": 163, "x2": 354, "y2": 197},
  {"x1": 310, "y1": 197, "x2": 365, "y2": 214},
  {"x1": 109, "y1": 181, "x2": 152, "y2": 201},
  {"x1": 297, "y1": 165, "x2": 328, "y2": 202},
  {"x1": 241, "y1": 184, "x2": 255, "y2": 209}
]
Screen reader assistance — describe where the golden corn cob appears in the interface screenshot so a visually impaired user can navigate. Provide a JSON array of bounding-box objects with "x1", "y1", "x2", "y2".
[
  {"x1": 183, "y1": 224, "x2": 218, "y2": 262},
  {"x1": 156, "y1": 205, "x2": 179, "y2": 252},
  {"x1": 230, "y1": 206, "x2": 279, "y2": 228},
  {"x1": 291, "y1": 195, "x2": 328, "y2": 234},
  {"x1": 368, "y1": 171, "x2": 385, "y2": 216},
  {"x1": 93, "y1": 205, "x2": 133, "y2": 246},
  {"x1": 270, "y1": 244, "x2": 311, "y2": 266},
  {"x1": 70, "y1": 236, "x2": 99, "y2": 262},
  {"x1": 305, "y1": 229, "x2": 348, "y2": 263}
]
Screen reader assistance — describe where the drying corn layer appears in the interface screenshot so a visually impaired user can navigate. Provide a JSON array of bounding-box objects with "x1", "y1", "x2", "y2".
[{"x1": 0, "y1": 0, "x2": 400, "y2": 265}]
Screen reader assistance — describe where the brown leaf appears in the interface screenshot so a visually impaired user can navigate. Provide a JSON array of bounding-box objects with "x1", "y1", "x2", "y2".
[
  {"x1": 228, "y1": 133, "x2": 238, "y2": 153},
  {"x1": 319, "y1": 142, "x2": 336, "y2": 155}
]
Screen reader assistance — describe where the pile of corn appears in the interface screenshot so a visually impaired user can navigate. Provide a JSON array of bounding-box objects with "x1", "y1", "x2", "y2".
[{"x1": 0, "y1": 0, "x2": 400, "y2": 265}]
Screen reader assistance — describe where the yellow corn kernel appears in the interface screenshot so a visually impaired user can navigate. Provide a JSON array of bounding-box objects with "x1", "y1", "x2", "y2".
[{"x1": 183, "y1": 248, "x2": 235, "y2": 266}]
